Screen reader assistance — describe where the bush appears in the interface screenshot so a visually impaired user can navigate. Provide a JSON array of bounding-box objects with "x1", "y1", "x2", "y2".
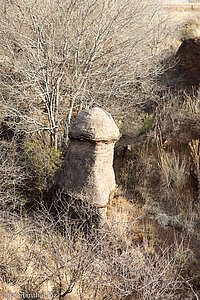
[
  {"x1": 23, "y1": 137, "x2": 63, "y2": 190},
  {"x1": 0, "y1": 205, "x2": 197, "y2": 300},
  {"x1": 0, "y1": 138, "x2": 25, "y2": 209}
]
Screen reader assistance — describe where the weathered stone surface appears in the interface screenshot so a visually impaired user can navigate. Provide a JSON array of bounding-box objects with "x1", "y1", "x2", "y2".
[
  {"x1": 176, "y1": 38, "x2": 200, "y2": 86},
  {"x1": 69, "y1": 107, "x2": 120, "y2": 141},
  {"x1": 53, "y1": 107, "x2": 120, "y2": 206}
]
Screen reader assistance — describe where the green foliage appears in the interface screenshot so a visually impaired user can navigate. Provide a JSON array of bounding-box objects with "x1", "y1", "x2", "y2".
[
  {"x1": 118, "y1": 112, "x2": 154, "y2": 134},
  {"x1": 115, "y1": 119, "x2": 123, "y2": 129},
  {"x1": 24, "y1": 139, "x2": 62, "y2": 188},
  {"x1": 139, "y1": 113, "x2": 154, "y2": 134}
]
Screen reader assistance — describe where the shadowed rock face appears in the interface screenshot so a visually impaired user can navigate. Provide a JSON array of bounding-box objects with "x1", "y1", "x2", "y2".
[
  {"x1": 53, "y1": 107, "x2": 120, "y2": 206},
  {"x1": 176, "y1": 38, "x2": 200, "y2": 86}
]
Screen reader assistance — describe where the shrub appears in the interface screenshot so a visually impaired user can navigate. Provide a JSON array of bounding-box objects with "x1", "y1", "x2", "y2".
[
  {"x1": 23, "y1": 138, "x2": 62, "y2": 189},
  {"x1": 0, "y1": 206, "x2": 197, "y2": 300},
  {"x1": 0, "y1": 139, "x2": 25, "y2": 209}
]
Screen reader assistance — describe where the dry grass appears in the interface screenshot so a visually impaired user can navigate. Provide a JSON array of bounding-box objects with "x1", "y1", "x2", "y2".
[
  {"x1": 0, "y1": 207, "x2": 197, "y2": 300},
  {"x1": 157, "y1": 2, "x2": 200, "y2": 55},
  {"x1": 114, "y1": 92, "x2": 200, "y2": 243},
  {"x1": 0, "y1": 1, "x2": 200, "y2": 299},
  {"x1": 162, "y1": 2, "x2": 200, "y2": 12},
  {"x1": 0, "y1": 138, "x2": 26, "y2": 209}
]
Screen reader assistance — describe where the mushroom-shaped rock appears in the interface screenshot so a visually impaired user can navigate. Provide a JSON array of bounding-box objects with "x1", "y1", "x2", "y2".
[
  {"x1": 53, "y1": 107, "x2": 120, "y2": 207},
  {"x1": 69, "y1": 107, "x2": 120, "y2": 141}
]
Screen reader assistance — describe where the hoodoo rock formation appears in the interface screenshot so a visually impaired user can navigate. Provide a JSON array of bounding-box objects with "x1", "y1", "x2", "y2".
[{"x1": 53, "y1": 107, "x2": 120, "y2": 208}]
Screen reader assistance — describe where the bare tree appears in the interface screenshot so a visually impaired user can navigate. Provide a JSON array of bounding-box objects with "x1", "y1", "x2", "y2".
[{"x1": 0, "y1": 0, "x2": 170, "y2": 149}]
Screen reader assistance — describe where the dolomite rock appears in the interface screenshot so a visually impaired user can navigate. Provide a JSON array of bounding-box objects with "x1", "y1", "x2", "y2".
[{"x1": 53, "y1": 107, "x2": 120, "y2": 207}]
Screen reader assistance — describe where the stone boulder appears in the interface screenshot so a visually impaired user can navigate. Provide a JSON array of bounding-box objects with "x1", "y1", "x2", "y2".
[
  {"x1": 53, "y1": 107, "x2": 120, "y2": 207},
  {"x1": 176, "y1": 38, "x2": 200, "y2": 86}
]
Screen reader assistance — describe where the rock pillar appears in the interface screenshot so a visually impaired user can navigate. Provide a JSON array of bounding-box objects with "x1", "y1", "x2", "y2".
[{"x1": 53, "y1": 107, "x2": 120, "y2": 209}]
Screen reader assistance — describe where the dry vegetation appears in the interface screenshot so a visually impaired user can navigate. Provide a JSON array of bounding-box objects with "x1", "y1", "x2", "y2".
[
  {"x1": 162, "y1": 2, "x2": 200, "y2": 12},
  {"x1": 0, "y1": 0, "x2": 200, "y2": 299}
]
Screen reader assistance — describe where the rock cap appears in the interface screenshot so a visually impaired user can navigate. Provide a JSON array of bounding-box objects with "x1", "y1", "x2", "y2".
[{"x1": 69, "y1": 107, "x2": 120, "y2": 141}]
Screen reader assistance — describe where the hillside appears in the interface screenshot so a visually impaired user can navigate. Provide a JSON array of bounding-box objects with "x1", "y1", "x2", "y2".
[
  {"x1": 0, "y1": 0, "x2": 200, "y2": 299},
  {"x1": 162, "y1": 1, "x2": 200, "y2": 11}
]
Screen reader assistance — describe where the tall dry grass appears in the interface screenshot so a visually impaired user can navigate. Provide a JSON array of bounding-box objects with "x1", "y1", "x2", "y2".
[{"x1": 0, "y1": 204, "x2": 197, "y2": 300}]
